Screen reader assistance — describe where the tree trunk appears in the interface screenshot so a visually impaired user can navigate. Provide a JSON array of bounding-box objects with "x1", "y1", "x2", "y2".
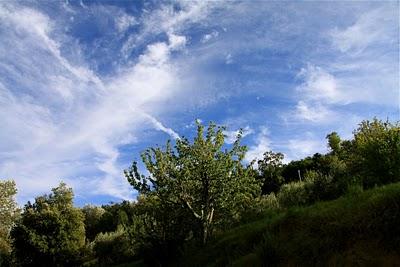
[
  {"x1": 202, "y1": 222, "x2": 208, "y2": 245},
  {"x1": 201, "y1": 207, "x2": 214, "y2": 245}
]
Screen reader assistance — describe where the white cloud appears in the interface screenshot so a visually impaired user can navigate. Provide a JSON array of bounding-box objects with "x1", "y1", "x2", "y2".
[
  {"x1": 294, "y1": 101, "x2": 335, "y2": 123},
  {"x1": 326, "y1": 5, "x2": 398, "y2": 107},
  {"x1": 121, "y1": 1, "x2": 219, "y2": 59},
  {"x1": 287, "y1": 136, "x2": 326, "y2": 160},
  {"x1": 245, "y1": 127, "x2": 271, "y2": 163},
  {"x1": 168, "y1": 33, "x2": 187, "y2": 51},
  {"x1": 201, "y1": 30, "x2": 219, "y2": 43},
  {"x1": 115, "y1": 13, "x2": 137, "y2": 33},
  {"x1": 330, "y1": 6, "x2": 397, "y2": 54},
  {"x1": 297, "y1": 65, "x2": 340, "y2": 103},
  {"x1": 224, "y1": 126, "x2": 254, "y2": 144},
  {"x1": 139, "y1": 42, "x2": 170, "y2": 66},
  {"x1": 144, "y1": 114, "x2": 180, "y2": 140},
  {"x1": 1, "y1": 1, "x2": 398, "y2": 204},
  {"x1": 225, "y1": 53, "x2": 233, "y2": 64},
  {"x1": 0, "y1": 3, "x2": 195, "y2": 203}
]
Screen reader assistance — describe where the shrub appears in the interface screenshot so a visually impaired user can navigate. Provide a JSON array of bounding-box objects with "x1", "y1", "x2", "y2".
[
  {"x1": 277, "y1": 181, "x2": 310, "y2": 207},
  {"x1": 239, "y1": 193, "x2": 280, "y2": 223},
  {"x1": 93, "y1": 227, "x2": 135, "y2": 266},
  {"x1": 261, "y1": 193, "x2": 280, "y2": 211},
  {"x1": 277, "y1": 170, "x2": 346, "y2": 208},
  {"x1": 304, "y1": 171, "x2": 340, "y2": 202}
]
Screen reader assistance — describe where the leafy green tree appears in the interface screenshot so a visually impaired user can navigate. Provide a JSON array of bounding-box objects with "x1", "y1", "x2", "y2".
[
  {"x1": 281, "y1": 155, "x2": 315, "y2": 183},
  {"x1": 11, "y1": 183, "x2": 85, "y2": 267},
  {"x1": 127, "y1": 195, "x2": 193, "y2": 266},
  {"x1": 326, "y1": 132, "x2": 341, "y2": 154},
  {"x1": 125, "y1": 121, "x2": 260, "y2": 244},
  {"x1": 82, "y1": 205, "x2": 105, "y2": 241},
  {"x1": 97, "y1": 201, "x2": 136, "y2": 234},
  {"x1": 350, "y1": 119, "x2": 400, "y2": 188},
  {"x1": 257, "y1": 151, "x2": 285, "y2": 194},
  {"x1": 0, "y1": 180, "x2": 18, "y2": 266}
]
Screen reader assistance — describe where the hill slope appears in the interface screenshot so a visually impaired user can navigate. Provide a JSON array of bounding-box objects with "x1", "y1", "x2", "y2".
[{"x1": 181, "y1": 183, "x2": 400, "y2": 266}]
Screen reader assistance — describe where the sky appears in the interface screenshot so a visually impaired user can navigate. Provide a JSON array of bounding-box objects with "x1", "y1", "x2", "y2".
[{"x1": 0, "y1": 0, "x2": 398, "y2": 206}]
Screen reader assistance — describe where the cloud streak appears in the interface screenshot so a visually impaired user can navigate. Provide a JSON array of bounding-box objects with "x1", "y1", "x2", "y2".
[
  {"x1": 0, "y1": 1, "x2": 397, "y2": 205},
  {"x1": 0, "y1": 2, "x2": 209, "y2": 203}
]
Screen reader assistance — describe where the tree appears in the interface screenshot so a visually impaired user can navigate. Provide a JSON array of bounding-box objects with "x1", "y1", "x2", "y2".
[
  {"x1": 82, "y1": 205, "x2": 105, "y2": 241},
  {"x1": 125, "y1": 121, "x2": 260, "y2": 244},
  {"x1": 257, "y1": 151, "x2": 285, "y2": 194},
  {"x1": 126, "y1": 195, "x2": 193, "y2": 265},
  {"x1": 350, "y1": 119, "x2": 400, "y2": 187},
  {"x1": 326, "y1": 132, "x2": 341, "y2": 154},
  {"x1": 97, "y1": 201, "x2": 136, "y2": 234},
  {"x1": 0, "y1": 180, "x2": 18, "y2": 265},
  {"x1": 11, "y1": 183, "x2": 85, "y2": 267}
]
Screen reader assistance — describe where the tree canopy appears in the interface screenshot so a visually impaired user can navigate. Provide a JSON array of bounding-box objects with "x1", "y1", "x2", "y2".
[
  {"x1": 0, "y1": 180, "x2": 18, "y2": 265},
  {"x1": 11, "y1": 183, "x2": 85, "y2": 267},
  {"x1": 125, "y1": 121, "x2": 260, "y2": 244}
]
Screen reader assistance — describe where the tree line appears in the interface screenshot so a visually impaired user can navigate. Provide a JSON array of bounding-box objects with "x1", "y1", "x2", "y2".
[{"x1": 0, "y1": 118, "x2": 399, "y2": 266}]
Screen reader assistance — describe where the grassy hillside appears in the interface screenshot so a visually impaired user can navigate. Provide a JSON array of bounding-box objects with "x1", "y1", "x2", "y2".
[{"x1": 180, "y1": 183, "x2": 400, "y2": 266}]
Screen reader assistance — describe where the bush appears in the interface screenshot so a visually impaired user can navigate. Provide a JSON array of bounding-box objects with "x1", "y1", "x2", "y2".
[
  {"x1": 93, "y1": 227, "x2": 135, "y2": 266},
  {"x1": 277, "y1": 171, "x2": 346, "y2": 208},
  {"x1": 277, "y1": 181, "x2": 310, "y2": 207},
  {"x1": 305, "y1": 171, "x2": 341, "y2": 202},
  {"x1": 260, "y1": 193, "x2": 280, "y2": 211},
  {"x1": 238, "y1": 193, "x2": 280, "y2": 224}
]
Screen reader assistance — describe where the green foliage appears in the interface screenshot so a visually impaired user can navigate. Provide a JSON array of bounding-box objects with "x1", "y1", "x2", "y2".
[
  {"x1": 326, "y1": 131, "x2": 341, "y2": 154},
  {"x1": 3, "y1": 117, "x2": 399, "y2": 266},
  {"x1": 82, "y1": 202, "x2": 145, "y2": 266},
  {"x1": 126, "y1": 195, "x2": 193, "y2": 266},
  {"x1": 82, "y1": 205, "x2": 105, "y2": 241},
  {"x1": 11, "y1": 183, "x2": 85, "y2": 267},
  {"x1": 281, "y1": 151, "x2": 347, "y2": 184},
  {"x1": 125, "y1": 121, "x2": 260, "y2": 245},
  {"x1": 277, "y1": 170, "x2": 342, "y2": 208},
  {"x1": 181, "y1": 182, "x2": 400, "y2": 266},
  {"x1": 93, "y1": 201, "x2": 136, "y2": 235},
  {"x1": 258, "y1": 193, "x2": 280, "y2": 211},
  {"x1": 239, "y1": 193, "x2": 280, "y2": 224},
  {"x1": 257, "y1": 151, "x2": 285, "y2": 194},
  {"x1": 277, "y1": 180, "x2": 310, "y2": 207},
  {"x1": 93, "y1": 227, "x2": 134, "y2": 266},
  {"x1": 0, "y1": 180, "x2": 18, "y2": 266},
  {"x1": 350, "y1": 118, "x2": 400, "y2": 188},
  {"x1": 304, "y1": 170, "x2": 341, "y2": 201}
]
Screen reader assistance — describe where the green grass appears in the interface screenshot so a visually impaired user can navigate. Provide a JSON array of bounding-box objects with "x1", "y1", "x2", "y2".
[{"x1": 180, "y1": 182, "x2": 400, "y2": 266}]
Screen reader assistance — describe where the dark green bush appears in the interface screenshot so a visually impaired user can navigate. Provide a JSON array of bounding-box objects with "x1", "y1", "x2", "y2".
[
  {"x1": 93, "y1": 227, "x2": 135, "y2": 266},
  {"x1": 277, "y1": 181, "x2": 310, "y2": 207}
]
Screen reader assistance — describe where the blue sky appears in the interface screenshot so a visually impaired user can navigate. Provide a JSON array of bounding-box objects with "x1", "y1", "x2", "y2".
[{"x1": 0, "y1": 0, "x2": 398, "y2": 205}]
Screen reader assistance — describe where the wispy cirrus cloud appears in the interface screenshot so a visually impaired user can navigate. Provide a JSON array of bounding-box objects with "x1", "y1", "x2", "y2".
[
  {"x1": 0, "y1": 1, "x2": 397, "y2": 205},
  {"x1": 284, "y1": 3, "x2": 398, "y2": 129},
  {"x1": 0, "y1": 2, "x2": 214, "y2": 203},
  {"x1": 330, "y1": 6, "x2": 398, "y2": 54},
  {"x1": 294, "y1": 101, "x2": 336, "y2": 123}
]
